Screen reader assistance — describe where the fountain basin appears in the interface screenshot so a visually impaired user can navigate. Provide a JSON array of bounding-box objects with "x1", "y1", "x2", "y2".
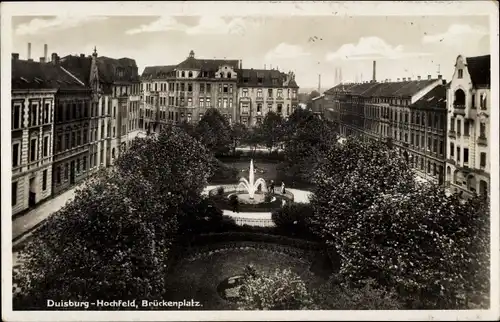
[
  {"x1": 209, "y1": 188, "x2": 293, "y2": 213},
  {"x1": 228, "y1": 192, "x2": 277, "y2": 205}
]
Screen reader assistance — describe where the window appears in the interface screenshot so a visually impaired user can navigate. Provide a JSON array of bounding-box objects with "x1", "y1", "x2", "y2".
[
  {"x1": 268, "y1": 89, "x2": 273, "y2": 97},
  {"x1": 257, "y1": 103, "x2": 262, "y2": 112},
  {"x1": 72, "y1": 131, "x2": 77, "y2": 147},
  {"x1": 464, "y1": 148, "x2": 469, "y2": 163},
  {"x1": 200, "y1": 98, "x2": 205, "y2": 108},
  {"x1": 480, "y1": 93, "x2": 487, "y2": 110},
  {"x1": 30, "y1": 102, "x2": 38, "y2": 126},
  {"x1": 243, "y1": 88, "x2": 248, "y2": 97},
  {"x1": 277, "y1": 104, "x2": 282, "y2": 113},
  {"x1": 229, "y1": 85, "x2": 233, "y2": 93},
  {"x1": 268, "y1": 103, "x2": 273, "y2": 111},
  {"x1": 223, "y1": 98, "x2": 228, "y2": 109},
  {"x1": 223, "y1": 84, "x2": 228, "y2": 93},
  {"x1": 277, "y1": 89, "x2": 283, "y2": 98},
  {"x1": 218, "y1": 98, "x2": 222, "y2": 108},
  {"x1": 228, "y1": 72, "x2": 232, "y2": 79},
  {"x1": 65, "y1": 132, "x2": 70, "y2": 150},
  {"x1": 188, "y1": 97, "x2": 192, "y2": 107},
  {"x1": 12, "y1": 103, "x2": 21, "y2": 129},
  {"x1": 44, "y1": 103, "x2": 50, "y2": 123},
  {"x1": 241, "y1": 103, "x2": 250, "y2": 114},
  {"x1": 30, "y1": 138, "x2": 37, "y2": 162},
  {"x1": 433, "y1": 139, "x2": 438, "y2": 153},
  {"x1": 12, "y1": 182, "x2": 17, "y2": 206},
  {"x1": 76, "y1": 130, "x2": 81, "y2": 146},
  {"x1": 12, "y1": 143, "x2": 20, "y2": 167},
  {"x1": 257, "y1": 89, "x2": 262, "y2": 97},
  {"x1": 480, "y1": 122, "x2": 486, "y2": 138},
  {"x1": 292, "y1": 90, "x2": 297, "y2": 99},
  {"x1": 457, "y1": 146, "x2": 461, "y2": 161},
  {"x1": 219, "y1": 84, "x2": 222, "y2": 93},
  {"x1": 181, "y1": 83, "x2": 185, "y2": 91},
  {"x1": 480, "y1": 152, "x2": 486, "y2": 168},
  {"x1": 439, "y1": 140, "x2": 444, "y2": 155},
  {"x1": 76, "y1": 158, "x2": 80, "y2": 173},
  {"x1": 43, "y1": 136, "x2": 49, "y2": 157},
  {"x1": 206, "y1": 98, "x2": 211, "y2": 108},
  {"x1": 457, "y1": 119, "x2": 461, "y2": 135},
  {"x1": 229, "y1": 98, "x2": 233, "y2": 108},
  {"x1": 181, "y1": 71, "x2": 185, "y2": 77},
  {"x1": 471, "y1": 94, "x2": 476, "y2": 109},
  {"x1": 188, "y1": 83, "x2": 193, "y2": 92},
  {"x1": 458, "y1": 69, "x2": 463, "y2": 79},
  {"x1": 200, "y1": 83, "x2": 205, "y2": 92},
  {"x1": 83, "y1": 128, "x2": 88, "y2": 144},
  {"x1": 207, "y1": 83, "x2": 211, "y2": 92},
  {"x1": 450, "y1": 117, "x2": 455, "y2": 131},
  {"x1": 188, "y1": 71, "x2": 193, "y2": 78},
  {"x1": 83, "y1": 156, "x2": 87, "y2": 171},
  {"x1": 410, "y1": 134, "x2": 414, "y2": 145},
  {"x1": 464, "y1": 120, "x2": 470, "y2": 136},
  {"x1": 42, "y1": 170, "x2": 47, "y2": 191},
  {"x1": 187, "y1": 113, "x2": 192, "y2": 123}
]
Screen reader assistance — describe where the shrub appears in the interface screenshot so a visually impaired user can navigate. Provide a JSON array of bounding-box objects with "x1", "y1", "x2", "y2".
[
  {"x1": 271, "y1": 203, "x2": 316, "y2": 240},
  {"x1": 217, "y1": 186, "x2": 225, "y2": 196},
  {"x1": 264, "y1": 192, "x2": 272, "y2": 202}
]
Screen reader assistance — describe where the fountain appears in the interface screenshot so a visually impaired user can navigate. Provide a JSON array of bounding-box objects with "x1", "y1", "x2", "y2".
[{"x1": 237, "y1": 159, "x2": 267, "y2": 200}]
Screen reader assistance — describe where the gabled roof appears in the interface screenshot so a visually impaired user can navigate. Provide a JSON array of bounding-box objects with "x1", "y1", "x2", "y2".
[
  {"x1": 238, "y1": 68, "x2": 293, "y2": 88},
  {"x1": 176, "y1": 57, "x2": 239, "y2": 71},
  {"x1": 12, "y1": 59, "x2": 87, "y2": 91},
  {"x1": 141, "y1": 65, "x2": 177, "y2": 79},
  {"x1": 466, "y1": 55, "x2": 490, "y2": 87},
  {"x1": 411, "y1": 84, "x2": 447, "y2": 110},
  {"x1": 96, "y1": 56, "x2": 140, "y2": 83}
]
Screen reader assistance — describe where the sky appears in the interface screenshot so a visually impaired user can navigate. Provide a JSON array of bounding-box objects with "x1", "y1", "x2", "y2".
[{"x1": 12, "y1": 15, "x2": 490, "y2": 91}]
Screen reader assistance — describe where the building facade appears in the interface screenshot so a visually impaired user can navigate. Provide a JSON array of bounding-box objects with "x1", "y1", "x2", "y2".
[
  {"x1": 11, "y1": 51, "x2": 88, "y2": 215},
  {"x1": 237, "y1": 69, "x2": 299, "y2": 126},
  {"x1": 445, "y1": 54, "x2": 491, "y2": 197},
  {"x1": 141, "y1": 50, "x2": 300, "y2": 129},
  {"x1": 322, "y1": 75, "x2": 447, "y2": 184}
]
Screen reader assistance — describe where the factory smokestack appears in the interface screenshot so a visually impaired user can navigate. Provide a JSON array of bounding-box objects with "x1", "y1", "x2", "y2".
[
  {"x1": 44, "y1": 44, "x2": 48, "y2": 62},
  {"x1": 318, "y1": 74, "x2": 321, "y2": 94},
  {"x1": 372, "y1": 60, "x2": 376, "y2": 82},
  {"x1": 27, "y1": 43, "x2": 32, "y2": 60}
]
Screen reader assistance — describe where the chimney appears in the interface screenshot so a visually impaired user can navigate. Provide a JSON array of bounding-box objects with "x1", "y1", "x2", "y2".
[
  {"x1": 12, "y1": 53, "x2": 19, "y2": 61},
  {"x1": 264, "y1": 64, "x2": 266, "y2": 70},
  {"x1": 39, "y1": 57, "x2": 45, "y2": 63},
  {"x1": 408, "y1": 77, "x2": 411, "y2": 81},
  {"x1": 318, "y1": 74, "x2": 321, "y2": 94},
  {"x1": 397, "y1": 78, "x2": 400, "y2": 82},
  {"x1": 80, "y1": 54, "x2": 85, "y2": 58},
  {"x1": 27, "y1": 42, "x2": 32, "y2": 60},
  {"x1": 51, "y1": 53, "x2": 59, "y2": 65},
  {"x1": 372, "y1": 60, "x2": 376, "y2": 82},
  {"x1": 438, "y1": 74, "x2": 442, "y2": 79},
  {"x1": 427, "y1": 75, "x2": 431, "y2": 80},
  {"x1": 239, "y1": 60, "x2": 242, "y2": 69},
  {"x1": 417, "y1": 76, "x2": 421, "y2": 80},
  {"x1": 44, "y1": 44, "x2": 48, "y2": 62}
]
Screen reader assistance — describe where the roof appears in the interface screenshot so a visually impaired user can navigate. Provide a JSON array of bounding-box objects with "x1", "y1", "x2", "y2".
[
  {"x1": 96, "y1": 56, "x2": 140, "y2": 83},
  {"x1": 324, "y1": 83, "x2": 358, "y2": 95},
  {"x1": 141, "y1": 65, "x2": 177, "y2": 79},
  {"x1": 176, "y1": 57, "x2": 239, "y2": 71},
  {"x1": 466, "y1": 55, "x2": 490, "y2": 87},
  {"x1": 237, "y1": 68, "x2": 297, "y2": 88},
  {"x1": 411, "y1": 84, "x2": 447, "y2": 110},
  {"x1": 12, "y1": 59, "x2": 87, "y2": 91},
  {"x1": 311, "y1": 94, "x2": 325, "y2": 101},
  {"x1": 59, "y1": 55, "x2": 92, "y2": 84},
  {"x1": 331, "y1": 79, "x2": 440, "y2": 98}
]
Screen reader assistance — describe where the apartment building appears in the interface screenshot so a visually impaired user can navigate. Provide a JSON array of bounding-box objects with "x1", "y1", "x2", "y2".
[
  {"x1": 322, "y1": 72, "x2": 447, "y2": 184},
  {"x1": 11, "y1": 50, "x2": 88, "y2": 215},
  {"x1": 445, "y1": 54, "x2": 491, "y2": 197},
  {"x1": 237, "y1": 69, "x2": 299, "y2": 126},
  {"x1": 60, "y1": 48, "x2": 142, "y2": 167},
  {"x1": 141, "y1": 50, "x2": 300, "y2": 129},
  {"x1": 141, "y1": 50, "x2": 240, "y2": 131}
]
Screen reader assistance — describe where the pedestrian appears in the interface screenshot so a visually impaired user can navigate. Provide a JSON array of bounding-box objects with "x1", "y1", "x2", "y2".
[
  {"x1": 270, "y1": 180, "x2": 275, "y2": 194},
  {"x1": 281, "y1": 182, "x2": 286, "y2": 194}
]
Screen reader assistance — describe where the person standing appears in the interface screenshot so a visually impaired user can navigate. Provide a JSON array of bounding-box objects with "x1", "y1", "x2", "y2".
[
  {"x1": 270, "y1": 180, "x2": 275, "y2": 194},
  {"x1": 281, "y1": 182, "x2": 286, "y2": 194}
]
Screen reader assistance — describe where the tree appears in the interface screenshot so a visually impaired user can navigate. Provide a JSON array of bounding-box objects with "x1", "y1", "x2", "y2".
[
  {"x1": 177, "y1": 120, "x2": 196, "y2": 138},
  {"x1": 260, "y1": 111, "x2": 285, "y2": 152},
  {"x1": 14, "y1": 169, "x2": 178, "y2": 309},
  {"x1": 230, "y1": 122, "x2": 249, "y2": 155},
  {"x1": 271, "y1": 203, "x2": 316, "y2": 239},
  {"x1": 237, "y1": 266, "x2": 315, "y2": 310},
  {"x1": 241, "y1": 125, "x2": 264, "y2": 158},
  {"x1": 281, "y1": 110, "x2": 338, "y2": 182},
  {"x1": 195, "y1": 108, "x2": 232, "y2": 155}
]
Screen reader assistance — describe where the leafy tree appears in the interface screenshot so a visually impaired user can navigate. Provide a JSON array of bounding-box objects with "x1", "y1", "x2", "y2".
[
  {"x1": 13, "y1": 169, "x2": 178, "y2": 309},
  {"x1": 260, "y1": 111, "x2": 285, "y2": 152},
  {"x1": 281, "y1": 110, "x2": 338, "y2": 182},
  {"x1": 271, "y1": 203, "x2": 316, "y2": 239},
  {"x1": 241, "y1": 125, "x2": 264, "y2": 158},
  {"x1": 230, "y1": 122, "x2": 249, "y2": 155},
  {"x1": 177, "y1": 120, "x2": 197, "y2": 138},
  {"x1": 237, "y1": 267, "x2": 315, "y2": 310},
  {"x1": 195, "y1": 108, "x2": 232, "y2": 155}
]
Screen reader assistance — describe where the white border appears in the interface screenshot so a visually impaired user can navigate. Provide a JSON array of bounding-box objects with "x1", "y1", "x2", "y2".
[{"x1": 1, "y1": 1, "x2": 499, "y2": 321}]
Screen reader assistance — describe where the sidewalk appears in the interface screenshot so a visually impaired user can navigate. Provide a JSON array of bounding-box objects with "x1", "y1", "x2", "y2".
[{"x1": 12, "y1": 186, "x2": 78, "y2": 241}]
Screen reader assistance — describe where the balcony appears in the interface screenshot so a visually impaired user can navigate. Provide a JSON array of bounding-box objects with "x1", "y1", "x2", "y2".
[
  {"x1": 453, "y1": 108, "x2": 466, "y2": 117},
  {"x1": 266, "y1": 97, "x2": 274, "y2": 102},
  {"x1": 256, "y1": 96, "x2": 264, "y2": 102},
  {"x1": 240, "y1": 110, "x2": 250, "y2": 115},
  {"x1": 477, "y1": 136, "x2": 487, "y2": 146},
  {"x1": 448, "y1": 130, "x2": 456, "y2": 139}
]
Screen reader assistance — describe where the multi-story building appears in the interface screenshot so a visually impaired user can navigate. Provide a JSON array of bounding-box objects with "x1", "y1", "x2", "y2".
[
  {"x1": 141, "y1": 50, "x2": 300, "y2": 129},
  {"x1": 445, "y1": 54, "x2": 490, "y2": 197},
  {"x1": 321, "y1": 67, "x2": 447, "y2": 184},
  {"x1": 141, "y1": 50, "x2": 240, "y2": 130},
  {"x1": 60, "y1": 48, "x2": 142, "y2": 168},
  {"x1": 237, "y1": 69, "x2": 299, "y2": 126},
  {"x1": 11, "y1": 49, "x2": 88, "y2": 215}
]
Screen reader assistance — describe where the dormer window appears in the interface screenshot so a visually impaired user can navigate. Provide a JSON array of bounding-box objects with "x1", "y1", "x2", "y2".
[
  {"x1": 257, "y1": 77, "x2": 263, "y2": 84},
  {"x1": 188, "y1": 71, "x2": 193, "y2": 78},
  {"x1": 243, "y1": 77, "x2": 249, "y2": 83},
  {"x1": 220, "y1": 73, "x2": 224, "y2": 78},
  {"x1": 458, "y1": 69, "x2": 463, "y2": 79},
  {"x1": 228, "y1": 72, "x2": 231, "y2": 78},
  {"x1": 181, "y1": 71, "x2": 185, "y2": 77}
]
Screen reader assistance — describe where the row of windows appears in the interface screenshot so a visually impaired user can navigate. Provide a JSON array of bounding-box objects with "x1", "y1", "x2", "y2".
[
  {"x1": 12, "y1": 101, "x2": 51, "y2": 130},
  {"x1": 450, "y1": 118, "x2": 487, "y2": 138},
  {"x1": 12, "y1": 136, "x2": 50, "y2": 167},
  {"x1": 449, "y1": 143, "x2": 487, "y2": 168},
  {"x1": 453, "y1": 87, "x2": 487, "y2": 110}
]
